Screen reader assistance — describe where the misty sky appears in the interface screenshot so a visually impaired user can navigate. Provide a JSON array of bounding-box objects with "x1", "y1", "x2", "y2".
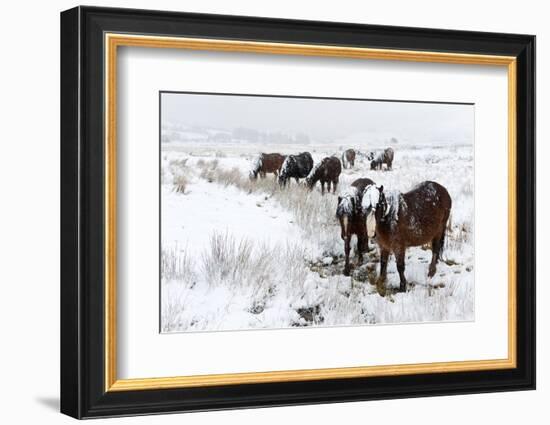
[{"x1": 161, "y1": 92, "x2": 474, "y2": 145}]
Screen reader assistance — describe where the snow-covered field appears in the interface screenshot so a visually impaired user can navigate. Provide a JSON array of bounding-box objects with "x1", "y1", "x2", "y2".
[{"x1": 160, "y1": 141, "x2": 474, "y2": 333}]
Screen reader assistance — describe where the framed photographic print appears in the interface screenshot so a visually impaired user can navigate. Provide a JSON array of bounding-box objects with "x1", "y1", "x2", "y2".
[{"x1": 60, "y1": 6, "x2": 536, "y2": 419}]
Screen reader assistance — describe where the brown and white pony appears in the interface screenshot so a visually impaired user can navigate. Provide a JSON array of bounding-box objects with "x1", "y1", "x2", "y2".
[
  {"x1": 336, "y1": 178, "x2": 375, "y2": 276},
  {"x1": 249, "y1": 153, "x2": 286, "y2": 179}
]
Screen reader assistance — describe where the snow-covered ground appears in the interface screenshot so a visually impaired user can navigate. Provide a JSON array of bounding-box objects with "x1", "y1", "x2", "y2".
[{"x1": 160, "y1": 142, "x2": 474, "y2": 333}]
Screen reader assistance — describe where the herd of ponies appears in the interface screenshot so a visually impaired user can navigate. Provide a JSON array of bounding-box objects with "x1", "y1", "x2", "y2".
[{"x1": 249, "y1": 147, "x2": 452, "y2": 295}]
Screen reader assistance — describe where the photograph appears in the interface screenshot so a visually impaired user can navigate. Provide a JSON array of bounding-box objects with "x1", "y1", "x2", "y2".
[{"x1": 160, "y1": 92, "x2": 475, "y2": 333}]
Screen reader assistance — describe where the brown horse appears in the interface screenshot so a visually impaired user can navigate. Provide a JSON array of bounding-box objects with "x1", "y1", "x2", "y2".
[
  {"x1": 306, "y1": 156, "x2": 342, "y2": 194},
  {"x1": 370, "y1": 147, "x2": 394, "y2": 170},
  {"x1": 361, "y1": 181, "x2": 452, "y2": 293},
  {"x1": 336, "y1": 178, "x2": 375, "y2": 276},
  {"x1": 341, "y1": 149, "x2": 356, "y2": 169},
  {"x1": 249, "y1": 153, "x2": 286, "y2": 179}
]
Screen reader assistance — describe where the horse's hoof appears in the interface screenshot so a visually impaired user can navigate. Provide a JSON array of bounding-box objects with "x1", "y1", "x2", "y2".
[
  {"x1": 375, "y1": 278, "x2": 387, "y2": 296},
  {"x1": 343, "y1": 268, "x2": 350, "y2": 277}
]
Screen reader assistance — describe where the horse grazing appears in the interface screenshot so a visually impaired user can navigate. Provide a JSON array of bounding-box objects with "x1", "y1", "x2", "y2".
[
  {"x1": 249, "y1": 153, "x2": 286, "y2": 179},
  {"x1": 278, "y1": 152, "x2": 314, "y2": 187},
  {"x1": 336, "y1": 178, "x2": 375, "y2": 276},
  {"x1": 341, "y1": 149, "x2": 356, "y2": 169},
  {"x1": 306, "y1": 156, "x2": 342, "y2": 194},
  {"x1": 361, "y1": 181, "x2": 452, "y2": 293},
  {"x1": 370, "y1": 147, "x2": 394, "y2": 170}
]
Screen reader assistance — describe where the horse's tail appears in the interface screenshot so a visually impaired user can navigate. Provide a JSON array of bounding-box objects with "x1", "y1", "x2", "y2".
[{"x1": 440, "y1": 210, "x2": 452, "y2": 258}]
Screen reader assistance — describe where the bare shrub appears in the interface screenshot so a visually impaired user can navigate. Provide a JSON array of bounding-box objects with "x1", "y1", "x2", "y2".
[
  {"x1": 169, "y1": 158, "x2": 188, "y2": 171},
  {"x1": 161, "y1": 293, "x2": 186, "y2": 333},
  {"x1": 200, "y1": 231, "x2": 311, "y2": 314},
  {"x1": 160, "y1": 246, "x2": 196, "y2": 331},
  {"x1": 202, "y1": 231, "x2": 251, "y2": 287},
  {"x1": 202, "y1": 231, "x2": 276, "y2": 289},
  {"x1": 173, "y1": 174, "x2": 188, "y2": 193},
  {"x1": 278, "y1": 243, "x2": 309, "y2": 295},
  {"x1": 214, "y1": 167, "x2": 243, "y2": 187},
  {"x1": 161, "y1": 245, "x2": 195, "y2": 283},
  {"x1": 461, "y1": 180, "x2": 473, "y2": 197},
  {"x1": 168, "y1": 157, "x2": 193, "y2": 193}
]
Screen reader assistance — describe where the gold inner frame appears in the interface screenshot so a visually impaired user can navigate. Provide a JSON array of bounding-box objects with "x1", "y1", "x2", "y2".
[{"x1": 104, "y1": 33, "x2": 517, "y2": 392}]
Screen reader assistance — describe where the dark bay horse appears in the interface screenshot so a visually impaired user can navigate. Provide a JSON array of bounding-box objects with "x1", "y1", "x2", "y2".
[
  {"x1": 336, "y1": 177, "x2": 375, "y2": 276},
  {"x1": 341, "y1": 149, "x2": 356, "y2": 169},
  {"x1": 249, "y1": 153, "x2": 286, "y2": 179},
  {"x1": 278, "y1": 152, "x2": 314, "y2": 187},
  {"x1": 306, "y1": 156, "x2": 342, "y2": 194},
  {"x1": 370, "y1": 147, "x2": 394, "y2": 170},
  {"x1": 361, "y1": 181, "x2": 452, "y2": 293}
]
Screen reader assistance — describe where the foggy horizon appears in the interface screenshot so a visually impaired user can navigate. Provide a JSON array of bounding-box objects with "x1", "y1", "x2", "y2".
[{"x1": 161, "y1": 92, "x2": 474, "y2": 146}]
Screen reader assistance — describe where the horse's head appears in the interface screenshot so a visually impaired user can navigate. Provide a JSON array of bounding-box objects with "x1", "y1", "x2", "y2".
[
  {"x1": 250, "y1": 156, "x2": 262, "y2": 180},
  {"x1": 305, "y1": 162, "x2": 320, "y2": 189},
  {"x1": 337, "y1": 193, "x2": 356, "y2": 218},
  {"x1": 361, "y1": 184, "x2": 385, "y2": 237},
  {"x1": 336, "y1": 193, "x2": 357, "y2": 239}
]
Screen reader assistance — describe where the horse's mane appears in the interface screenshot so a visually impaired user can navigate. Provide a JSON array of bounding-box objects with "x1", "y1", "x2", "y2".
[
  {"x1": 375, "y1": 151, "x2": 386, "y2": 162},
  {"x1": 280, "y1": 155, "x2": 295, "y2": 176},
  {"x1": 336, "y1": 186, "x2": 359, "y2": 217},
  {"x1": 307, "y1": 159, "x2": 325, "y2": 180},
  {"x1": 383, "y1": 190, "x2": 406, "y2": 222},
  {"x1": 251, "y1": 154, "x2": 263, "y2": 173}
]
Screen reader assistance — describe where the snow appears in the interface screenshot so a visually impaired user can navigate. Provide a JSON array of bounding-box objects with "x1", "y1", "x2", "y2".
[
  {"x1": 160, "y1": 141, "x2": 474, "y2": 333},
  {"x1": 161, "y1": 180, "x2": 295, "y2": 254},
  {"x1": 361, "y1": 184, "x2": 380, "y2": 213}
]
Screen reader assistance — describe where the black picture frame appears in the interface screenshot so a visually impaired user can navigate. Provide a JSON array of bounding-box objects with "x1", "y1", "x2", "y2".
[{"x1": 61, "y1": 5, "x2": 535, "y2": 419}]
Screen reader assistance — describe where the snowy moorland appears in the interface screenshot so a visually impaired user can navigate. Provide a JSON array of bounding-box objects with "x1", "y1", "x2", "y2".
[{"x1": 160, "y1": 141, "x2": 474, "y2": 333}]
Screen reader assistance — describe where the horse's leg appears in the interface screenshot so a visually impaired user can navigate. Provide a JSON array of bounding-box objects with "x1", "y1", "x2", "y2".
[
  {"x1": 333, "y1": 178, "x2": 338, "y2": 193},
  {"x1": 357, "y1": 234, "x2": 366, "y2": 265},
  {"x1": 428, "y1": 237, "x2": 441, "y2": 278},
  {"x1": 295, "y1": 177, "x2": 299, "y2": 184},
  {"x1": 395, "y1": 248, "x2": 407, "y2": 292},
  {"x1": 343, "y1": 236, "x2": 352, "y2": 276},
  {"x1": 376, "y1": 248, "x2": 390, "y2": 295},
  {"x1": 321, "y1": 181, "x2": 326, "y2": 195}
]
